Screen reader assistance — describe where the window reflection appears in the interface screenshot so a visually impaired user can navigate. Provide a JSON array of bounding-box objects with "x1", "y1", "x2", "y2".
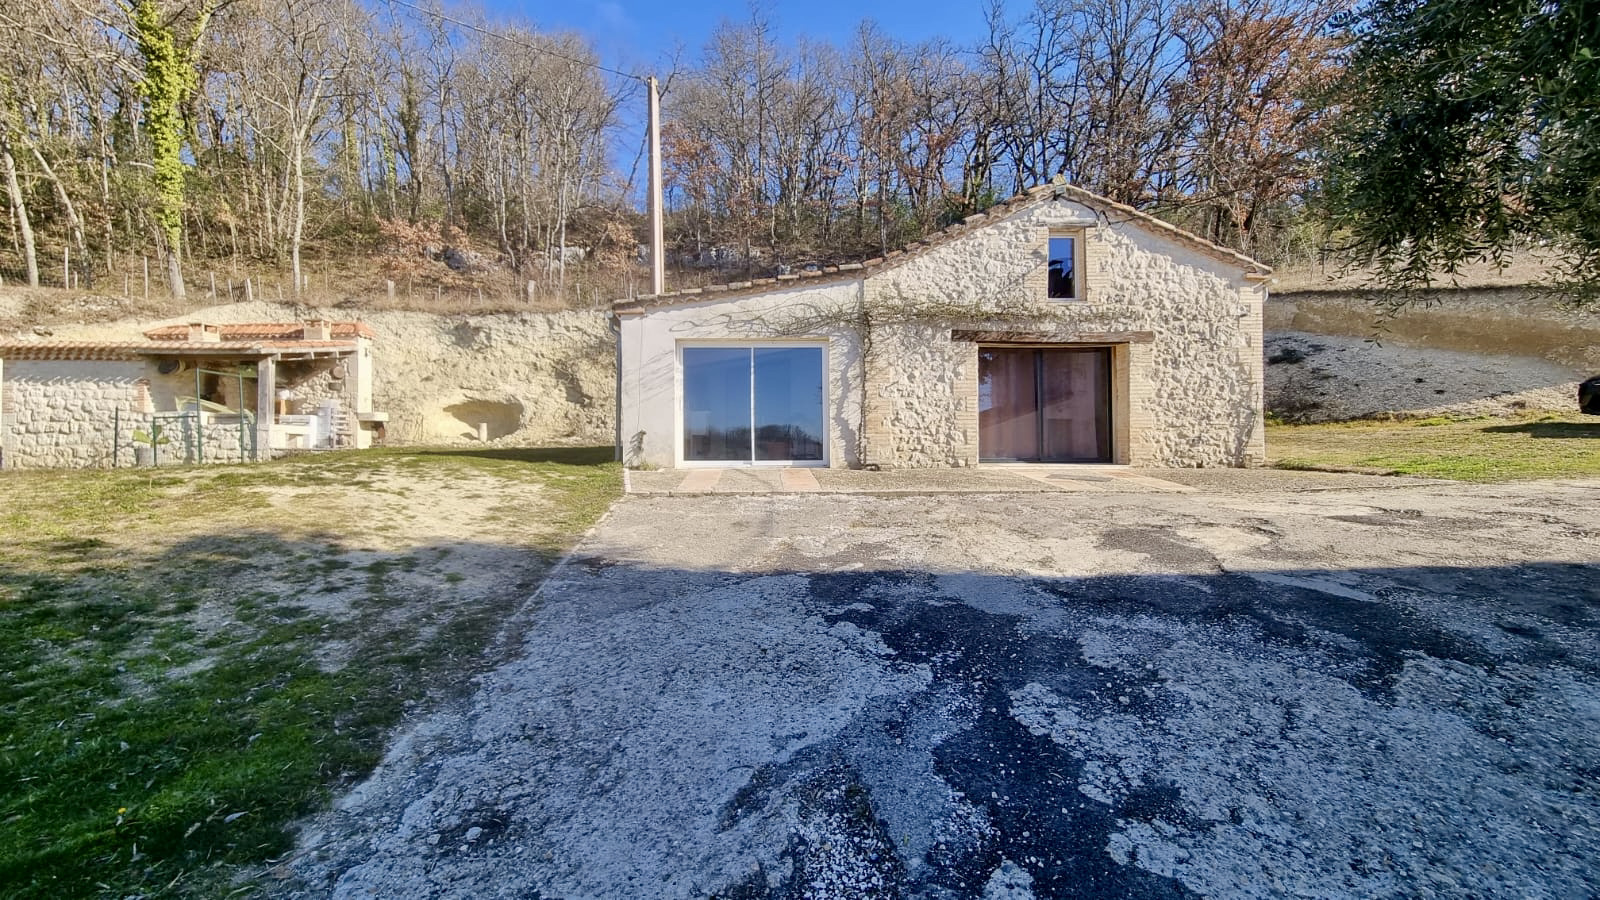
[
  {"x1": 682, "y1": 347, "x2": 752, "y2": 462},
  {"x1": 682, "y1": 345, "x2": 824, "y2": 463},
  {"x1": 1048, "y1": 236, "x2": 1076, "y2": 299},
  {"x1": 754, "y1": 348, "x2": 824, "y2": 460}
]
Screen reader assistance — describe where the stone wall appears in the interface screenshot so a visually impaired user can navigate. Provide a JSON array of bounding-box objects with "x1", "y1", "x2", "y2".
[
  {"x1": 862, "y1": 197, "x2": 1266, "y2": 468},
  {"x1": 0, "y1": 359, "x2": 271, "y2": 468},
  {"x1": 145, "y1": 412, "x2": 259, "y2": 465},
  {"x1": 0, "y1": 360, "x2": 146, "y2": 468}
]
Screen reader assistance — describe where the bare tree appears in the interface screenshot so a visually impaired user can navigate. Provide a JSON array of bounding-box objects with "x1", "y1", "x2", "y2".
[{"x1": 214, "y1": 0, "x2": 361, "y2": 291}]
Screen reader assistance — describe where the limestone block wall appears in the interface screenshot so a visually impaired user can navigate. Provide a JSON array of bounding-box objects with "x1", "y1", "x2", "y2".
[
  {"x1": 862, "y1": 324, "x2": 978, "y2": 467},
  {"x1": 862, "y1": 197, "x2": 1266, "y2": 468},
  {"x1": 147, "y1": 413, "x2": 258, "y2": 465},
  {"x1": 0, "y1": 360, "x2": 147, "y2": 469},
  {"x1": 278, "y1": 358, "x2": 356, "y2": 414}
]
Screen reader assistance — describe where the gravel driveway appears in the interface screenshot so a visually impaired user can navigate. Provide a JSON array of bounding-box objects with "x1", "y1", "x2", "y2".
[{"x1": 291, "y1": 476, "x2": 1600, "y2": 899}]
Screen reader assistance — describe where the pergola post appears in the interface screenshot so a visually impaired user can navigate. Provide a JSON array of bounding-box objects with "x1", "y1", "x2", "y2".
[{"x1": 256, "y1": 356, "x2": 275, "y2": 458}]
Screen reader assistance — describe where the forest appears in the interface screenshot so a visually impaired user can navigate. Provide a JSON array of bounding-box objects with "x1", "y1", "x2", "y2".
[{"x1": 0, "y1": 0, "x2": 1370, "y2": 308}]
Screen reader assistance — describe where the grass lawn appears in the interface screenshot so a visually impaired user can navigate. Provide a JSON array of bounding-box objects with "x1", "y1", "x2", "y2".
[
  {"x1": 0, "y1": 447, "x2": 618, "y2": 898},
  {"x1": 1268, "y1": 412, "x2": 1600, "y2": 482}
]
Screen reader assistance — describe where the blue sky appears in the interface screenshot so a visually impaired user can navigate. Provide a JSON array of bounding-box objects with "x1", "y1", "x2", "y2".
[{"x1": 479, "y1": 0, "x2": 995, "y2": 75}]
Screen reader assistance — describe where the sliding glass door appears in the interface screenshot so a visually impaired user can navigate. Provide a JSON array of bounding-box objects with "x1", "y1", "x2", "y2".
[
  {"x1": 979, "y1": 347, "x2": 1112, "y2": 463},
  {"x1": 682, "y1": 345, "x2": 825, "y2": 464}
]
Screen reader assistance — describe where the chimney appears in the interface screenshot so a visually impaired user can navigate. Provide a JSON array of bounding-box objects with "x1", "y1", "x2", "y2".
[
  {"x1": 187, "y1": 322, "x2": 220, "y2": 342},
  {"x1": 302, "y1": 319, "x2": 332, "y2": 341}
]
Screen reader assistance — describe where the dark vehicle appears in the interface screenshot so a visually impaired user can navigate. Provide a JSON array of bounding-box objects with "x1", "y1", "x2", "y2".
[{"x1": 1581, "y1": 376, "x2": 1600, "y2": 415}]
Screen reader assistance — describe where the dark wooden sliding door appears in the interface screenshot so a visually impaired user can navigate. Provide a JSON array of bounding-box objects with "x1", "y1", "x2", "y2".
[{"x1": 978, "y1": 347, "x2": 1111, "y2": 463}]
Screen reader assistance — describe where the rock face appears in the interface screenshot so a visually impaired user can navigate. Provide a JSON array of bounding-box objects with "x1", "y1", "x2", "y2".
[
  {"x1": 5, "y1": 300, "x2": 617, "y2": 449},
  {"x1": 361, "y1": 309, "x2": 613, "y2": 445}
]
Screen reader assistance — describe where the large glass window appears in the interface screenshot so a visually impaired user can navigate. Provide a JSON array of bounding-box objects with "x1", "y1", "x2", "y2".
[
  {"x1": 979, "y1": 347, "x2": 1111, "y2": 462},
  {"x1": 1048, "y1": 235, "x2": 1078, "y2": 300},
  {"x1": 682, "y1": 345, "x2": 825, "y2": 463}
]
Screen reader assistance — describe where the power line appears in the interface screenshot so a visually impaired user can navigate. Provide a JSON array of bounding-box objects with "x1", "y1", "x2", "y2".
[{"x1": 382, "y1": 0, "x2": 643, "y2": 81}]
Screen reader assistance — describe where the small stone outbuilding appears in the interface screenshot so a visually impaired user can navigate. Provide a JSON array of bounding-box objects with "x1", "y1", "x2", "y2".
[
  {"x1": 0, "y1": 320, "x2": 385, "y2": 469},
  {"x1": 614, "y1": 181, "x2": 1272, "y2": 470}
]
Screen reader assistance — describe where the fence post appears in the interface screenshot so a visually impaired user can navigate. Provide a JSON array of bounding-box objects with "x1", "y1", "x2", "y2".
[
  {"x1": 63, "y1": 246, "x2": 69, "y2": 288},
  {"x1": 142, "y1": 257, "x2": 149, "y2": 300},
  {"x1": 209, "y1": 271, "x2": 216, "y2": 299},
  {"x1": 526, "y1": 279, "x2": 535, "y2": 304},
  {"x1": 386, "y1": 280, "x2": 395, "y2": 303},
  {"x1": 244, "y1": 277, "x2": 254, "y2": 304}
]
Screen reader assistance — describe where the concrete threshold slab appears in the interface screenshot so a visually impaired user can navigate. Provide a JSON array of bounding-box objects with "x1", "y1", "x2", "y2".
[
  {"x1": 996, "y1": 465, "x2": 1196, "y2": 493},
  {"x1": 629, "y1": 465, "x2": 1200, "y2": 495},
  {"x1": 676, "y1": 469, "x2": 724, "y2": 492},
  {"x1": 780, "y1": 468, "x2": 822, "y2": 492}
]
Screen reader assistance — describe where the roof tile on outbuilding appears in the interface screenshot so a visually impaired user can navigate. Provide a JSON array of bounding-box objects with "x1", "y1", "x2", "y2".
[
  {"x1": 141, "y1": 321, "x2": 375, "y2": 341},
  {"x1": 0, "y1": 340, "x2": 361, "y2": 361},
  {"x1": 612, "y1": 179, "x2": 1272, "y2": 314}
]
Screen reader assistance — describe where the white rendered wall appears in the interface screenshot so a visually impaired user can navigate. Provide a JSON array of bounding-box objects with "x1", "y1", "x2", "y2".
[{"x1": 619, "y1": 281, "x2": 864, "y2": 469}]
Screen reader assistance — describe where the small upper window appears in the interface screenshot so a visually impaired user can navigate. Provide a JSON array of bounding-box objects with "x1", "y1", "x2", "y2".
[{"x1": 1048, "y1": 235, "x2": 1077, "y2": 300}]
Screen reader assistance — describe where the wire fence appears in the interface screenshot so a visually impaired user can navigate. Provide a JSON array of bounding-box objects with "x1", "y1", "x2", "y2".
[{"x1": 0, "y1": 250, "x2": 632, "y2": 314}]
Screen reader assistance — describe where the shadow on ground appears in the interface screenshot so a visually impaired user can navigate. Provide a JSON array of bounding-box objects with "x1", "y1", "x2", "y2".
[
  {"x1": 409, "y1": 445, "x2": 614, "y2": 465},
  {"x1": 1480, "y1": 421, "x2": 1600, "y2": 438},
  {"x1": 292, "y1": 549, "x2": 1600, "y2": 899},
  {"x1": 0, "y1": 529, "x2": 555, "y2": 899}
]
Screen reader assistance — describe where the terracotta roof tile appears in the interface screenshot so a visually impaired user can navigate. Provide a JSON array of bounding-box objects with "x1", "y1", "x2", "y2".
[
  {"x1": 1, "y1": 339, "x2": 359, "y2": 361},
  {"x1": 141, "y1": 321, "x2": 375, "y2": 341}
]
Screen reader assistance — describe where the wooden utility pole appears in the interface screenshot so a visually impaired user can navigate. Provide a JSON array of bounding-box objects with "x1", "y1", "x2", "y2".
[{"x1": 647, "y1": 75, "x2": 665, "y2": 297}]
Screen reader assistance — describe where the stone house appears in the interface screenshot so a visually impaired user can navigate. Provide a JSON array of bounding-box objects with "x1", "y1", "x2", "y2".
[
  {"x1": 0, "y1": 320, "x2": 385, "y2": 469},
  {"x1": 614, "y1": 180, "x2": 1272, "y2": 470}
]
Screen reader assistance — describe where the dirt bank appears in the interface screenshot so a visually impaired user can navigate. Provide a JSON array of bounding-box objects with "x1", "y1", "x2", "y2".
[
  {"x1": 1265, "y1": 331, "x2": 1582, "y2": 423},
  {"x1": 1264, "y1": 285, "x2": 1595, "y2": 423},
  {"x1": 5, "y1": 297, "x2": 616, "y2": 446},
  {"x1": 1268, "y1": 287, "x2": 1600, "y2": 373}
]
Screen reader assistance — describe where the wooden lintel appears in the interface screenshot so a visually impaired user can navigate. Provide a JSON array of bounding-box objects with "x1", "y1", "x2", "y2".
[{"x1": 949, "y1": 329, "x2": 1156, "y2": 344}]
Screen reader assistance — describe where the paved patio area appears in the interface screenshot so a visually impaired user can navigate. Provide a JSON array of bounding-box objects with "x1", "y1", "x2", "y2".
[
  {"x1": 291, "y1": 475, "x2": 1600, "y2": 899},
  {"x1": 625, "y1": 465, "x2": 1437, "y2": 495}
]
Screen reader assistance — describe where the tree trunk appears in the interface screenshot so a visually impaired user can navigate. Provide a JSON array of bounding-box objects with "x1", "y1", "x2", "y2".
[
  {"x1": 131, "y1": 0, "x2": 215, "y2": 302},
  {"x1": 164, "y1": 244, "x2": 185, "y2": 299},
  {"x1": 291, "y1": 136, "x2": 304, "y2": 293},
  {"x1": 0, "y1": 131, "x2": 38, "y2": 287}
]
